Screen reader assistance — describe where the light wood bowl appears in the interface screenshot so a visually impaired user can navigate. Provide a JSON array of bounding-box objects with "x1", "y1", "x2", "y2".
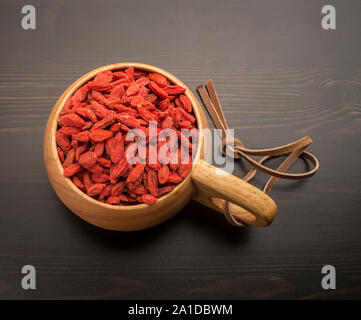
[{"x1": 44, "y1": 62, "x2": 277, "y2": 230}]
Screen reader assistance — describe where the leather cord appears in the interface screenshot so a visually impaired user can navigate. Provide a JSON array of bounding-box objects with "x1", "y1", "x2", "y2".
[{"x1": 197, "y1": 80, "x2": 320, "y2": 226}]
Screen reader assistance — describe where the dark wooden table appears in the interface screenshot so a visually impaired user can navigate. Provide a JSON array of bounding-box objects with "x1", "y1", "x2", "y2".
[{"x1": 1, "y1": 0, "x2": 360, "y2": 299}]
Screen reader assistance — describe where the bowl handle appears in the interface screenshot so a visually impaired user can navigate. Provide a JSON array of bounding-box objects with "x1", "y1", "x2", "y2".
[{"x1": 191, "y1": 160, "x2": 277, "y2": 227}]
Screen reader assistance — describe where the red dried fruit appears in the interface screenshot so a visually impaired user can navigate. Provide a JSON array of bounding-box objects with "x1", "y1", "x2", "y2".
[
  {"x1": 125, "y1": 67, "x2": 135, "y2": 81},
  {"x1": 97, "y1": 157, "x2": 111, "y2": 167},
  {"x1": 142, "y1": 194, "x2": 157, "y2": 204},
  {"x1": 56, "y1": 132, "x2": 71, "y2": 151},
  {"x1": 158, "y1": 165, "x2": 169, "y2": 184},
  {"x1": 113, "y1": 71, "x2": 128, "y2": 80},
  {"x1": 75, "y1": 143, "x2": 88, "y2": 161},
  {"x1": 94, "y1": 142, "x2": 104, "y2": 157},
  {"x1": 91, "y1": 173, "x2": 110, "y2": 183},
  {"x1": 147, "y1": 169, "x2": 158, "y2": 197},
  {"x1": 82, "y1": 121, "x2": 93, "y2": 131},
  {"x1": 159, "y1": 98, "x2": 170, "y2": 111},
  {"x1": 137, "y1": 106, "x2": 157, "y2": 122},
  {"x1": 106, "y1": 196, "x2": 121, "y2": 205},
  {"x1": 164, "y1": 85, "x2": 186, "y2": 95},
  {"x1": 94, "y1": 70, "x2": 113, "y2": 83},
  {"x1": 147, "y1": 94, "x2": 158, "y2": 104},
  {"x1": 177, "y1": 163, "x2": 192, "y2": 179},
  {"x1": 110, "y1": 157, "x2": 129, "y2": 183},
  {"x1": 179, "y1": 95, "x2": 192, "y2": 113},
  {"x1": 111, "y1": 182, "x2": 125, "y2": 196},
  {"x1": 60, "y1": 97, "x2": 73, "y2": 116},
  {"x1": 130, "y1": 95, "x2": 144, "y2": 107},
  {"x1": 56, "y1": 67, "x2": 195, "y2": 205},
  {"x1": 71, "y1": 140, "x2": 79, "y2": 149},
  {"x1": 58, "y1": 126, "x2": 81, "y2": 136},
  {"x1": 90, "y1": 114, "x2": 116, "y2": 132},
  {"x1": 110, "y1": 84, "x2": 125, "y2": 98},
  {"x1": 110, "y1": 132, "x2": 124, "y2": 163},
  {"x1": 64, "y1": 164, "x2": 82, "y2": 177},
  {"x1": 161, "y1": 117, "x2": 173, "y2": 129},
  {"x1": 90, "y1": 100, "x2": 109, "y2": 119},
  {"x1": 60, "y1": 114, "x2": 86, "y2": 128},
  {"x1": 136, "y1": 77, "x2": 149, "y2": 87},
  {"x1": 87, "y1": 80, "x2": 112, "y2": 92},
  {"x1": 127, "y1": 163, "x2": 146, "y2": 183},
  {"x1": 88, "y1": 163, "x2": 103, "y2": 175},
  {"x1": 87, "y1": 183, "x2": 105, "y2": 197},
  {"x1": 63, "y1": 148, "x2": 75, "y2": 168},
  {"x1": 72, "y1": 175, "x2": 85, "y2": 190},
  {"x1": 148, "y1": 81, "x2": 168, "y2": 99},
  {"x1": 82, "y1": 171, "x2": 92, "y2": 190},
  {"x1": 117, "y1": 114, "x2": 140, "y2": 128},
  {"x1": 177, "y1": 107, "x2": 195, "y2": 123},
  {"x1": 126, "y1": 82, "x2": 140, "y2": 96},
  {"x1": 167, "y1": 172, "x2": 183, "y2": 184},
  {"x1": 78, "y1": 151, "x2": 97, "y2": 169},
  {"x1": 89, "y1": 129, "x2": 113, "y2": 142},
  {"x1": 73, "y1": 86, "x2": 89, "y2": 103},
  {"x1": 149, "y1": 73, "x2": 167, "y2": 87},
  {"x1": 72, "y1": 130, "x2": 90, "y2": 142},
  {"x1": 99, "y1": 184, "x2": 112, "y2": 200},
  {"x1": 57, "y1": 147, "x2": 65, "y2": 163}
]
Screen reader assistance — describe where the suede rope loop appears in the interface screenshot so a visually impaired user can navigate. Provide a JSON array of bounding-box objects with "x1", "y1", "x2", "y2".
[{"x1": 197, "y1": 80, "x2": 319, "y2": 227}]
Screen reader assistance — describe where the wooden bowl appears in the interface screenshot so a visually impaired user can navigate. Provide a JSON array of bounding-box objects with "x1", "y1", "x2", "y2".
[{"x1": 44, "y1": 62, "x2": 277, "y2": 230}]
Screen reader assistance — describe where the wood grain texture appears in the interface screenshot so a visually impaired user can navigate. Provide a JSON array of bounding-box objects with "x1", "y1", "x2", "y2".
[{"x1": 1, "y1": 0, "x2": 361, "y2": 299}]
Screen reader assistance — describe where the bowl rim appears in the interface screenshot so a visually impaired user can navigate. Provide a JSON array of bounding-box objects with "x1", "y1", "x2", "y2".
[{"x1": 49, "y1": 62, "x2": 204, "y2": 210}]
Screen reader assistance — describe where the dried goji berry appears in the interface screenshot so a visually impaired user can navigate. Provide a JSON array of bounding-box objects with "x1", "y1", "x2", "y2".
[
  {"x1": 57, "y1": 147, "x2": 65, "y2": 163},
  {"x1": 64, "y1": 163, "x2": 82, "y2": 177},
  {"x1": 94, "y1": 142, "x2": 104, "y2": 157},
  {"x1": 167, "y1": 172, "x2": 183, "y2": 184},
  {"x1": 158, "y1": 165, "x2": 169, "y2": 184},
  {"x1": 149, "y1": 73, "x2": 167, "y2": 87},
  {"x1": 147, "y1": 169, "x2": 158, "y2": 197},
  {"x1": 72, "y1": 131, "x2": 90, "y2": 142},
  {"x1": 179, "y1": 94, "x2": 192, "y2": 113},
  {"x1": 117, "y1": 114, "x2": 140, "y2": 128},
  {"x1": 127, "y1": 163, "x2": 146, "y2": 183},
  {"x1": 110, "y1": 132, "x2": 124, "y2": 163},
  {"x1": 142, "y1": 194, "x2": 157, "y2": 204},
  {"x1": 56, "y1": 132, "x2": 71, "y2": 151},
  {"x1": 72, "y1": 175, "x2": 85, "y2": 191},
  {"x1": 58, "y1": 126, "x2": 81, "y2": 136},
  {"x1": 111, "y1": 182, "x2": 125, "y2": 196},
  {"x1": 99, "y1": 184, "x2": 112, "y2": 200},
  {"x1": 89, "y1": 129, "x2": 113, "y2": 142},
  {"x1": 79, "y1": 151, "x2": 97, "y2": 169},
  {"x1": 87, "y1": 183, "x2": 105, "y2": 196},
  {"x1": 91, "y1": 173, "x2": 110, "y2": 183},
  {"x1": 126, "y1": 82, "x2": 140, "y2": 96},
  {"x1": 106, "y1": 196, "x2": 121, "y2": 205},
  {"x1": 87, "y1": 80, "x2": 112, "y2": 92},
  {"x1": 57, "y1": 67, "x2": 196, "y2": 205},
  {"x1": 63, "y1": 148, "x2": 75, "y2": 168},
  {"x1": 94, "y1": 70, "x2": 113, "y2": 83},
  {"x1": 97, "y1": 157, "x2": 111, "y2": 167},
  {"x1": 60, "y1": 114, "x2": 85, "y2": 128},
  {"x1": 148, "y1": 81, "x2": 168, "y2": 99},
  {"x1": 164, "y1": 85, "x2": 186, "y2": 95}
]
